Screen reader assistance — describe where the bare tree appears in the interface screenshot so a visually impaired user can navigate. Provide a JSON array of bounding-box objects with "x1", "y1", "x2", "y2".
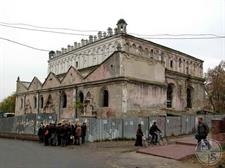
[{"x1": 205, "y1": 61, "x2": 225, "y2": 113}]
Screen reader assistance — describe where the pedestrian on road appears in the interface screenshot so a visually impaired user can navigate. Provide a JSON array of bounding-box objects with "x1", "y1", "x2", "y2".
[
  {"x1": 37, "y1": 123, "x2": 44, "y2": 143},
  {"x1": 135, "y1": 124, "x2": 143, "y2": 146},
  {"x1": 195, "y1": 117, "x2": 209, "y2": 143},
  {"x1": 75, "y1": 122, "x2": 82, "y2": 145},
  {"x1": 81, "y1": 122, "x2": 87, "y2": 144},
  {"x1": 43, "y1": 125, "x2": 50, "y2": 146}
]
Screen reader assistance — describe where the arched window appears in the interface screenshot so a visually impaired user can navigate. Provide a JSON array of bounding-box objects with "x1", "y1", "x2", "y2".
[
  {"x1": 100, "y1": 88, "x2": 109, "y2": 107},
  {"x1": 167, "y1": 84, "x2": 173, "y2": 108},
  {"x1": 62, "y1": 92, "x2": 67, "y2": 108},
  {"x1": 33, "y1": 96, "x2": 37, "y2": 109},
  {"x1": 187, "y1": 88, "x2": 192, "y2": 108},
  {"x1": 150, "y1": 49, "x2": 154, "y2": 58},
  {"x1": 79, "y1": 91, "x2": 84, "y2": 103},
  {"x1": 40, "y1": 96, "x2": 44, "y2": 109}
]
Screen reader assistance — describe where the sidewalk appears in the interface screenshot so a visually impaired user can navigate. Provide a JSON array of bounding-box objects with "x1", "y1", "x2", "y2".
[{"x1": 137, "y1": 135, "x2": 198, "y2": 160}]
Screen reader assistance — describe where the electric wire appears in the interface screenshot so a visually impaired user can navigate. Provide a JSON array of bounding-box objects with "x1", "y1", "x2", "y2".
[{"x1": 0, "y1": 36, "x2": 50, "y2": 52}]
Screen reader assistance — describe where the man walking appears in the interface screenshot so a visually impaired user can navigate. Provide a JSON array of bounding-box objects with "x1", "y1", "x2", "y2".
[{"x1": 195, "y1": 117, "x2": 209, "y2": 143}]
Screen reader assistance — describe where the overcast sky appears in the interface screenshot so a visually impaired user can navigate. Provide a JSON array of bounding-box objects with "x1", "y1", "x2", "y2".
[{"x1": 0, "y1": 0, "x2": 224, "y2": 101}]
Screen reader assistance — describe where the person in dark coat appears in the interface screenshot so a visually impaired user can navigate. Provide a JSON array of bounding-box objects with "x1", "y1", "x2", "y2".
[
  {"x1": 61, "y1": 125, "x2": 67, "y2": 146},
  {"x1": 149, "y1": 122, "x2": 161, "y2": 144},
  {"x1": 81, "y1": 122, "x2": 87, "y2": 144},
  {"x1": 43, "y1": 125, "x2": 50, "y2": 146},
  {"x1": 135, "y1": 124, "x2": 143, "y2": 146},
  {"x1": 56, "y1": 123, "x2": 62, "y2": 146},
  {"x1": 49, "y1": 123, "x2": 57, "y2": 146},
  {"x1": 195, "y1": 117, "x2": 209, "y2": 143},
  {"x1": 37, "y1": 123, "x2": 44, "y2": 143}
]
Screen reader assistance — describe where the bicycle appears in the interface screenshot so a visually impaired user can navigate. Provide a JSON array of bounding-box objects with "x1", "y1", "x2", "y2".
[{"x1": 144, "y1": 132, "x2": 168, "y2": 147}]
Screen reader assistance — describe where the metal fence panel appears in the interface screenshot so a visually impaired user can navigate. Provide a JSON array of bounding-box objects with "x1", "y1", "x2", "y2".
[
  {"x1": 97, "y1": 119, "x2": 122, "y2": 140},
  {"x1": 123, "y1": 117, "x2": 148, "y2": 139},
  {"x1": 78, "y1": 118, "x2": 98, "y2": 142},
  {"x1": 1, "y1": 114, "x2": 225, "y2": 141},
  {"x1": 0, "y1": 117, "x2": 15, "y2": 133},
  {"x1": 166, "y1": 116, "x2": 182, "y2": 136}
]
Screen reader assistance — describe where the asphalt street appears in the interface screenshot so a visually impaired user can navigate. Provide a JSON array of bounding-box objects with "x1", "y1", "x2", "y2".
[
  {"x1": 0, "y1": 138, "x2": 111, "y2": 168},
  {"x1": 0, "y1": 138, "x2": 202, "y2": 168}
]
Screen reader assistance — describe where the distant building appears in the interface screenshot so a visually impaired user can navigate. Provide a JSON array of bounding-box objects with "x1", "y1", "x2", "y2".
[{"x1": 15, "y1": 19, "x2": 205, "y2": 119}]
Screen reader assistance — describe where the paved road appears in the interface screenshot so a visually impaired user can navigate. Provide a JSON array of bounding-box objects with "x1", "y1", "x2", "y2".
[
  {"x1": 0, "y1": 138, "x2": 111, "y2": 168},
  {"x1": 0, "y1": 138, "x2": 202, "y2": 168}
]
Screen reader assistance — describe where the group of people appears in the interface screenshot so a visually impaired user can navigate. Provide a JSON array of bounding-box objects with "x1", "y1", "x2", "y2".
[
  {"x1": 135, "y1": 117, "x2": 209, "y2": 147},
  {"x1": 37, "y1": 121, "x2": 87, "y2": 146}
]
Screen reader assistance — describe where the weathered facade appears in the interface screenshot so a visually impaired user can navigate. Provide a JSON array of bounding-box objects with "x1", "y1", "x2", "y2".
[{"x1": 15, "y1": 19, "x2": 205, "y2": 119}]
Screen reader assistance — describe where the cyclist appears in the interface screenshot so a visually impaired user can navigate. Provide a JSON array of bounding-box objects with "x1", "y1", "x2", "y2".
[{"x1": 149, "y1": 122, "x2": 161, "y2": 144}]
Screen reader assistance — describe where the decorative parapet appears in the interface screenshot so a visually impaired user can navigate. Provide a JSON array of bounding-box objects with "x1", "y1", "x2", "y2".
[{"x1": 48, "y1": 19, "x2": 128, "y2": 60}]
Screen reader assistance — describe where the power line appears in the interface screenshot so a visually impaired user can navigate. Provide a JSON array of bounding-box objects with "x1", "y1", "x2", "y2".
[
  {"x1": 0, "y1": 21, "x2": 100, "y2": 32},
  {"x1": 1, "y1": 21, "x2": 225, "y2": 39},
  {"x1": 131, "y1": 33, "x2": 224, "y2": 37},
  {"x1": 0, "y1": 37, "x2": 50, "y2": 52},
  {"x1": 0, "y1": 24, "x2": 90, "y2": 36},
  {"x1": 139, "y1": 36, "x2": 225, "y2": 39}
]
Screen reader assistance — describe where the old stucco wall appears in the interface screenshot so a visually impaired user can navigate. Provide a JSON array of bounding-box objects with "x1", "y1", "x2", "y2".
[
  {"x1": 121, "y1": 53, "x2": 165, "y2": 83},
  {"x1": 166, "y1": 71, "x2": 205, "y2": 113},
  {"x1": 124, "y1": 82, "x2": 166, "y2": 117}
]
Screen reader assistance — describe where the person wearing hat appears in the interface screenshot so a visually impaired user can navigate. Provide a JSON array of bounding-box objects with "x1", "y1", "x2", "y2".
[
  {"x1": 81, "y1": 122, "x2": 87, "y2": 144},
  {"x1": 75, "y1": 122, "x2": 82, "y2": 145}
]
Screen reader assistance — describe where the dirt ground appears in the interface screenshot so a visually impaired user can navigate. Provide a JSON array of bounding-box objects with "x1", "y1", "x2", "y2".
[{"x1": 181, "y1": 152, "x2": 225, "y2": 168}]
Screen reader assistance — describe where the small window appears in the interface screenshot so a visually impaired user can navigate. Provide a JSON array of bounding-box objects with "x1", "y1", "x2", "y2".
[
  {"x1": 62, "y1": 92, "x2": 67, "y2": 108},
  {"x1": 187, "y1": 88, "x2": 192, "y2": 108},
  {"x1": 20, "y1": 98, "x2": 24, "y2": 109},
  {"x1": 110, "y1": 64, "x2": 114, "y2": 70},
  {"x1": 34, "y1": 96, "x2": 37, "y2": 109},
  {"x1": 100, "y1": 89, "x2": 109, "y2": 107},
  {"x1": 150, "y1": 49, "x2": 154, "y2": 55},
  {"x1": 40, "y1": 96, "x2": 44, "y2": 109},
  {"x1": 179, "y1": 58, "x2": 182, "y2": 68},
  {"x1": 79, "y1": 91, "x2": 84, "y2": 103},
  {"x1": 76, "y1": 61, "x2": 78, "y2": 68},
  {"x1": 186, "y1": 66, "x2": 189, "y2": 74},
  {"x1": 170, "y1": 60, "x2": 173, "y2": 68}
]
